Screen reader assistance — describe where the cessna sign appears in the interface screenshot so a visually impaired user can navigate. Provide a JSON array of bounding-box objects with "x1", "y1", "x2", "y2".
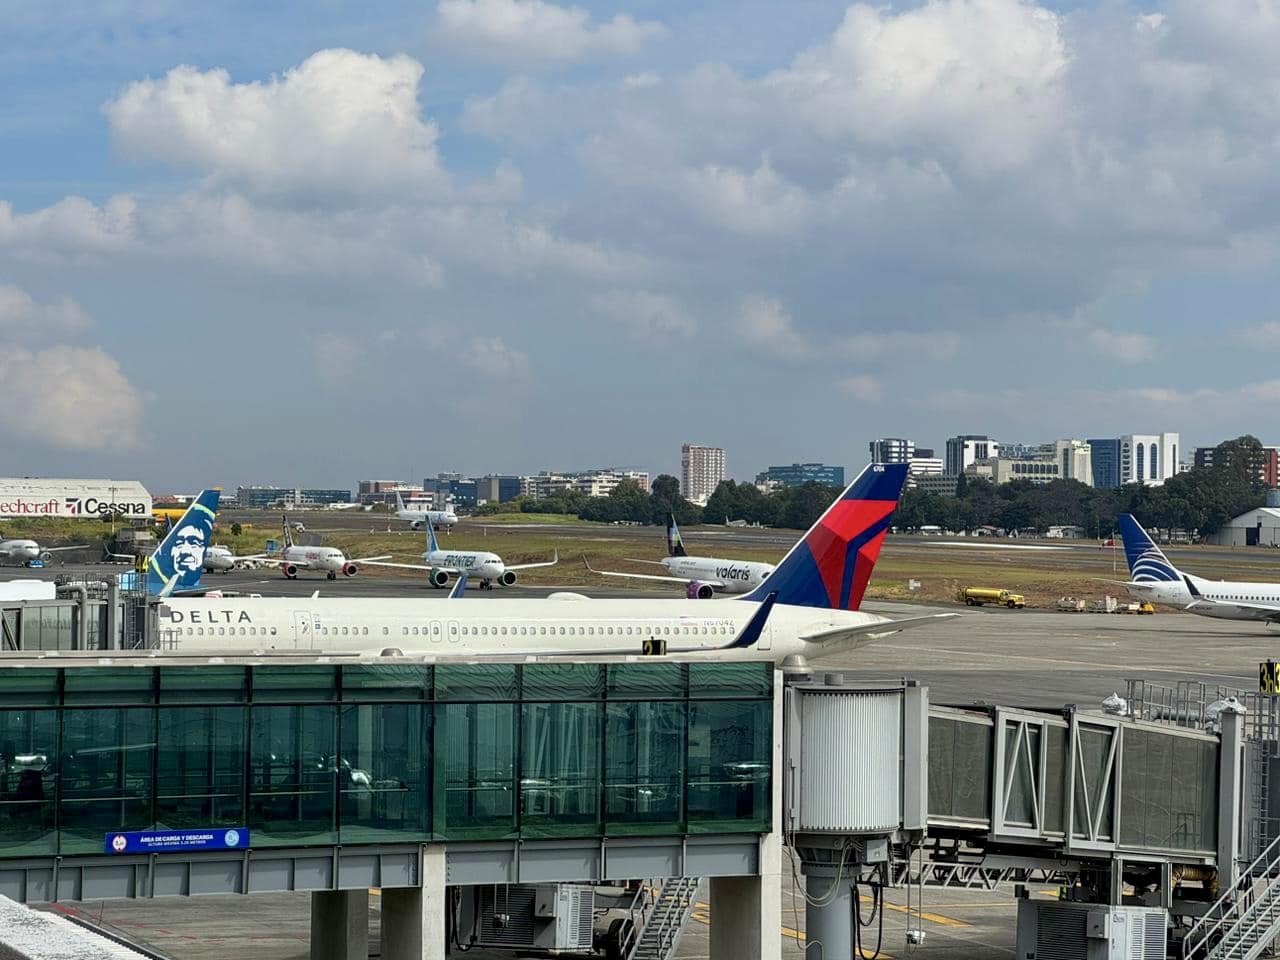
[{"x1": 0, "y1": 479, "x2": 151, "y2": 520}]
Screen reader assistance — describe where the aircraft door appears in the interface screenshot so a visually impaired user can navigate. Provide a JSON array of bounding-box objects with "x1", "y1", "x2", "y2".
[
  {"x1": 292, "y1": 610, "x2": 312, "y2": 648},
  {"x1": 448, "y1": 620, "x2": 459, "y2": 643}
]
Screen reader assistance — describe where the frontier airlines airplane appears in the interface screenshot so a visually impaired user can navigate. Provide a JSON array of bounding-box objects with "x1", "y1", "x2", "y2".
[{"x1": 157, "y1": 463, "x2": 956, "y2": 663}]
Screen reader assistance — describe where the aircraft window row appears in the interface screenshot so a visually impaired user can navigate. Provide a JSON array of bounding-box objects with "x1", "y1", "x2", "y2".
[
  {"x1": 318, "y1": 627, "x2": 371, "y2": 636},
  {"x1": 391, "y1": 623, "x2": 735, "y2": 638},
  {"x1": 183, "y1": 626, "x2": 278, "y2": 637}
]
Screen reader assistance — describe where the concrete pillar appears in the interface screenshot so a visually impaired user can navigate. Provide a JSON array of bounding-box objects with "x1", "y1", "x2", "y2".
[
  {"x1": 382, "y1": 844, "x2": 447, "y2": 960},
  {"x1": 310, "y1": 889, "x2": 368, "y2": 960}
]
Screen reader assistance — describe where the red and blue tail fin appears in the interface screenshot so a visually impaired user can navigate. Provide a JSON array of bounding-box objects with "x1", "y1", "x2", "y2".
[{"x1": 742, "y1": 462, "x2": 907, "y2": 610}]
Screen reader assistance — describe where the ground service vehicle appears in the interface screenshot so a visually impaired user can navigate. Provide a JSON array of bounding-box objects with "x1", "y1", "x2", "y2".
[{"x1": 960, "y1": 587, "x2": 1026, "y2": 608}]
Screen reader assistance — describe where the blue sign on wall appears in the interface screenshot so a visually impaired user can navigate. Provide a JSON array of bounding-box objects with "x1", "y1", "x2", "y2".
[{"x1": 105, "y1": 827, "x2": 249, "y2": 855}]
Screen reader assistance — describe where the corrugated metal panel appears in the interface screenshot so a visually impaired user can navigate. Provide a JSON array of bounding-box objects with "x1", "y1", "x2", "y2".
[{"x1": 798, "y1": 691, "x2": 900, "y2": 831}]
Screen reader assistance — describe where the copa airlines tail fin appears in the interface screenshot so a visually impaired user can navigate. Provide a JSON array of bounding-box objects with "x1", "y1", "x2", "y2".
[
  {"x1": 666, "y1": 514, "x2": 687, "y2": 557},
  {"x1": 742, "y1": 462, "x2": 908, "y2": 610},
  {"x1": 1117, "y1": 514, "x2": 1181, "y2": 582},
  {"x1": 147, "y1": 489, "x2": 220, "y2": 597}
]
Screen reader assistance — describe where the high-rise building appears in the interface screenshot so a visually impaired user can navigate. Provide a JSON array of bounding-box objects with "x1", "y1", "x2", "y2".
[
  {"x1": 945, "y1": 435, "x2": 999, "y2": 477},
  {"x1": 1194, "y1": 443, "x2": 1279, "y2": 487},
  {"x1": 755, "y1": 463, "x2": 845, "y2": 488},
  {"x1": 1054, "y1": 439, "x2": 1094, "y2": 486},
  {"x1": 1090, "y1": 433, "x2": 1180, "y2": 487},
  {"x1": 681, "y1": 444, "x2": 725, "y2": 506},
  {"x1": 869, "y1": 438, "x2": 915, "y2": 463}
]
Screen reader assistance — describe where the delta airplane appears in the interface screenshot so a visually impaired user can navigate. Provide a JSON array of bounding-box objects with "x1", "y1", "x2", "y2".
[
  {"x1": 395, "y1": 492, "x2": 458, "y2": 530},
  {"x1": 156, "y1": 463, "x2": 957, "y2": 664},
  {"x1": 244, "y1": 518, "x2": 391, "y2": 581},
  {"x1": 1115, "y1": 514, "x2": 1280, "y2": 623},
  {"x1": 586, "y1": 514, "x2": 773, "y2": 598},
  {"x1": 365, "y1": 520, "x2": 557, "y2": 589},
  {"x1": 0, "y1": 536, "x2": 88, "y2": 567}
]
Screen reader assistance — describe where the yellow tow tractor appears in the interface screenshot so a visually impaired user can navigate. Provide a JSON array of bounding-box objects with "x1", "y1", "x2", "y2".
[{"x1": 959, "y1": 587, "x2": 1026, "y2": 609}]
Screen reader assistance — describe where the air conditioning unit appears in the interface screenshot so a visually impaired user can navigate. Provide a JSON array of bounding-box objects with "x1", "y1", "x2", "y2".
[
  {"x1": 1015, "y1": 901, "x2": 1166, "y2": 960},
  {"x1": 468, "y1": 884, "x2": 595, "y2": 951}
]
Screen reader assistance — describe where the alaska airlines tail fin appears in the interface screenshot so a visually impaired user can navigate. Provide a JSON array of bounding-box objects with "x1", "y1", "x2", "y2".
[
  {"x1": 1117, "y1": 514, "x2": 1181, "y2": 582},
  {"x1": 742, "y1": 463, "x2": 907, "y2": 610},
  {"x1": 147, "y1": 489, "x2": 220, "y2": 597},
  {"x1": 666, "y1": 514, "x2": 687, "y2": 557}
]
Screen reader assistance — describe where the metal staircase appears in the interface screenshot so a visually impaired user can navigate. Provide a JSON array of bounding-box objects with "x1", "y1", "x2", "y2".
[
  {"x1": 1183, "y1": 834, "x2": 1280, "y2": 960},
  {"x1": 628, "y1": 878, "x2": 702, "y2": 960}
]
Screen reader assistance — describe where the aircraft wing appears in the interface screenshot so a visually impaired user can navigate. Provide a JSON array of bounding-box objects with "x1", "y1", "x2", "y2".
[
  {"x1": 799, "y1": 613, "x2": 960, "y2": 647},
  {"x1": 248, "y1": 557, "x2": 311, "y2": 569},
  {"x1": 584, "y1": 558, "x2": 722, "y2": 590},
  {"x1": 350, "y1": 555, "x2": 393, "y2": 565},
  {"x1": 507, "y1": 550, "x2": 558, "y2": 572},
  {"x1": 43, "y1": 544, "x2": 90, "y2": 553}
]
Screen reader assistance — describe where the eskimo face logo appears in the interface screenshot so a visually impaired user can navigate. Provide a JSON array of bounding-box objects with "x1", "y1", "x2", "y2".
[{"x1": 1131, "y1": 548, "x2": 1179, "y2": 582}]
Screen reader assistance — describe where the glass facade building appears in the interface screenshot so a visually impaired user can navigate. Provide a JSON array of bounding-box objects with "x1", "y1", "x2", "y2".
[{"x1": 0, "y1": 661, "x2": 773, "y2": 859}]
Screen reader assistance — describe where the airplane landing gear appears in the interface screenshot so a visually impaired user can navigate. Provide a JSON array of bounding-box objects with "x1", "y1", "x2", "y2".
[{"x1": 327, "y1": 571, "x2": 337, "y2": 580}]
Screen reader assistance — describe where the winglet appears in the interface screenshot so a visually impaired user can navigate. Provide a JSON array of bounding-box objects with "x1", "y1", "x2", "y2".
[
  {"x1": 449, "y1": 574, "x2": 468, "y2": 599},
  {"x1": 728, "y1": 590, "x2": 778, "y2": 649},
  {"x1": 1184, "y1": 574, "x2": 1202, "y2": 599},
  {"x1": 425, "y1": 516, "x2": 440, "y2": 553}
]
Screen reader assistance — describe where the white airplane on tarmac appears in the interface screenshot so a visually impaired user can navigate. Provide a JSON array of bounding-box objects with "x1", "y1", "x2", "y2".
[
  {"x1": 0, "y1": 535, "x2": 89, "y2": 567},
  {"x1": 395, "y1": 492, "x2": 458, "y2": 530},
  {"x1": 156, "y1": 463, "x2": 957, "y2": 664},
  {"x1": 242, "y1": 517, "x2": 391, "y2": 581},
  {"x1": 1114, "y1": 513, "x2": 1280, "y2": 623},
  {"x1": 586, "y1": 514, "x2": 773, "y2": 598},
  {"x1": 365, "y1": 519, "x2": 557, "y2": 590}
]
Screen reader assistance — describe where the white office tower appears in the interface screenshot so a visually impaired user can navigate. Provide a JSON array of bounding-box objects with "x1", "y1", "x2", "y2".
[
  {"x1": 1120, "y1": 433, "x2": 1180, "y2": 486},
  {"x1": 868, "y1": 438, "x2": 915, "y2": 463},
  {"x1": 945, "y1": 435, "x2": 999, "y2": 477},
  {"x1": 681, "y1": 444, "x2": 725, "y2": 506},
  {"x1": 1054, "y1": 439, "x2": 1094, "y2": 486}
]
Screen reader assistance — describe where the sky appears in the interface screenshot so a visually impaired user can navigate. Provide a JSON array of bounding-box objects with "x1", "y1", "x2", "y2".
[{"x1": 2, "y1": 0, "x2": 1280, "y2": 491}]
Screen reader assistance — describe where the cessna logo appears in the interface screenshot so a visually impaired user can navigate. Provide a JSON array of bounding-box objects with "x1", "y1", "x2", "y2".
[{"x1": 63, "y1": 497, "x2": 148, "y2": 517}]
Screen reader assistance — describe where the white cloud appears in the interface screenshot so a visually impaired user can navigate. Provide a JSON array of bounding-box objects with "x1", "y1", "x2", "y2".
[
  {"x1": 594, "y1": 290, "x2": 696, "y2": 338},
  {"x1": 1085, "y1": 328, "x2": 1156, "y2": 363},
  {"x1": 0, "y1": 196, "x2": 137, "y2": 257},
  {"x1": 104, "y1": 50, "x2": 446, "y2": 195},
  {"x1": 839, "y1": 375, "x2": 883, "y2": 404},
  {"x1": 0, "y1": 284, "x2": 91, "y2": 340},
  {"x1": 736, "y1": 294, "x2": 809, "y2": 359},
  {"x1": 1239, "y1": 322, "x2": 1280, "y2": 348},
  {"x1": 767, "y1": 0, "x2": 1069, "y2": 172},
  {"x1": 464, "y1": 337, "x2": 530, "y2": 378},
  {"x1": 0, "y1": 345, "x2": 142, "y2": 451},
  {"x1": 684, "y1": 158, "x2": 812, "y2": 236},
  {"x1": 436, "y1": 0, "x2": 664, "y2": 64}
]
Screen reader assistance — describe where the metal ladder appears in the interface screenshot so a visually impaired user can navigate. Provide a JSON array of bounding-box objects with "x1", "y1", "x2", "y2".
[
  {"x1": 628, "y1": 878, "x2": 702, "y2": 960},
  {"x1": 1183, "y1": 834, "x2": 1280, "y2": 960}
]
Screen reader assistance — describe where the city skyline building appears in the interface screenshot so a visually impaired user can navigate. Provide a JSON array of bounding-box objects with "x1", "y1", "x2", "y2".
[{"x1": 681, "y1": 444, "x2": 725, "y2": 506}]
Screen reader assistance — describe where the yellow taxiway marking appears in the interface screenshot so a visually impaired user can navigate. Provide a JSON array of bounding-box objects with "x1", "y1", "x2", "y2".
[{"x1": 698, "y1": 893, "x2": 970, "y2": 930}]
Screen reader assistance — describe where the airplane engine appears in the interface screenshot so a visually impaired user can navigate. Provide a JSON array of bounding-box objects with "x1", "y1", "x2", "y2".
[
  {"x1": 429, "y1": 568, "x2": 450, "y2": 588},
  {"x1": 499, "y1": 570, "x2": 517, "y2": 587},
  {"x1": 38, "y1": 551, "x2": 52, "y2": 564},
  {"x1": 686, "y1": 581, "x2": 716, "y2": 600},
  {"x1": 282, "y1": 563, "x2": 298, "y2": 579},
  {"x1": 342, "y1": 562, "x2": 358, "y2": 577},
  {"x1": 410, "y1": 520, "x2": 424, "y2": 531}
]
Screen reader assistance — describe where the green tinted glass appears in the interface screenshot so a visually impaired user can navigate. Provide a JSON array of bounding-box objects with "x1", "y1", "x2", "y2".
[
  {"x1": 606, "y1": 663, "x2": 686, "y2": 700},
  {"x1": 155, "y1": 706, "x2": 247, "y2": 832},
  {"x1": 341, "y1": 665, "x2": 431, "y2": 701},
  {"x1": 434, "y1": 665, "x2": 517, "y2": 701},
  {"x1": 60, "y1": 707, "x2": 156, "y2": 853},
  {"x1": 0, "y1": 709, "x2": 58, "y2": 856},
  {"x1": 251, "y1": 666, "x2": 337, "y2": 703},
  {"x1": 520, "y1": 701, "x2": 601, "y2": 837},
  {"x1": 63, "y1": 668, "x2": 155, "y2": 705},
  {"x1": 434, "y1": 702, "x2": 515, "y2": 839},
  {"x1": 0, "y1": 670, "x2": 60, "y2": 707},
  {"x1": 247, "y1": 705, "x2": 337, "y2": 846},
  {"x1": 339, "y1": 703, "x2": 429, "y2": 843},
  {"x1": 604, "y1": 701, "x2": 685, "y2": 835},
  {"x1": 522, "y1": 664, "x2": 604, "y2": 701},
  {"x1": 158, "y1": 667, "x2": 248, "y2": 703},
  {"x1": 686, "y1": 700, "x2": 771, "y2": 833},
  {"x1": 688, "y1": 662, "x2": 772, "y2": 699}
]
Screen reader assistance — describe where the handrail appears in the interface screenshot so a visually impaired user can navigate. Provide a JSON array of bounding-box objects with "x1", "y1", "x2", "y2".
[{"x1": 1184, "y1": 832, "x2": 1280, "y2": 958}]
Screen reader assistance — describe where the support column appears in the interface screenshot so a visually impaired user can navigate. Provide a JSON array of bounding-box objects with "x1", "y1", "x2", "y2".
[
  {"x1": 799, "y1": 869, "x2": 852, "y2": 960},
  {"x1": 310, "y1": 889, "x2": 368, "y2": 960},
  {"x1": 1219, "y1": 709, "x2": 1245, "y2": 884},
  {"x1": 382, "y1": 844, "x2": 447, "y2": 960}
]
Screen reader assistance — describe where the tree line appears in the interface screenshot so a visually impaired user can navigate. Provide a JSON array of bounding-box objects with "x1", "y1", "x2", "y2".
[{"x1": 477, "y1": 436, "x2": 1272, "y2": 535}]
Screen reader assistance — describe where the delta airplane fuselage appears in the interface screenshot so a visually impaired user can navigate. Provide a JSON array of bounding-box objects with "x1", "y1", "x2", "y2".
[{"x1": 158, "y1": 595, "x2": 895, "y2": 663}]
